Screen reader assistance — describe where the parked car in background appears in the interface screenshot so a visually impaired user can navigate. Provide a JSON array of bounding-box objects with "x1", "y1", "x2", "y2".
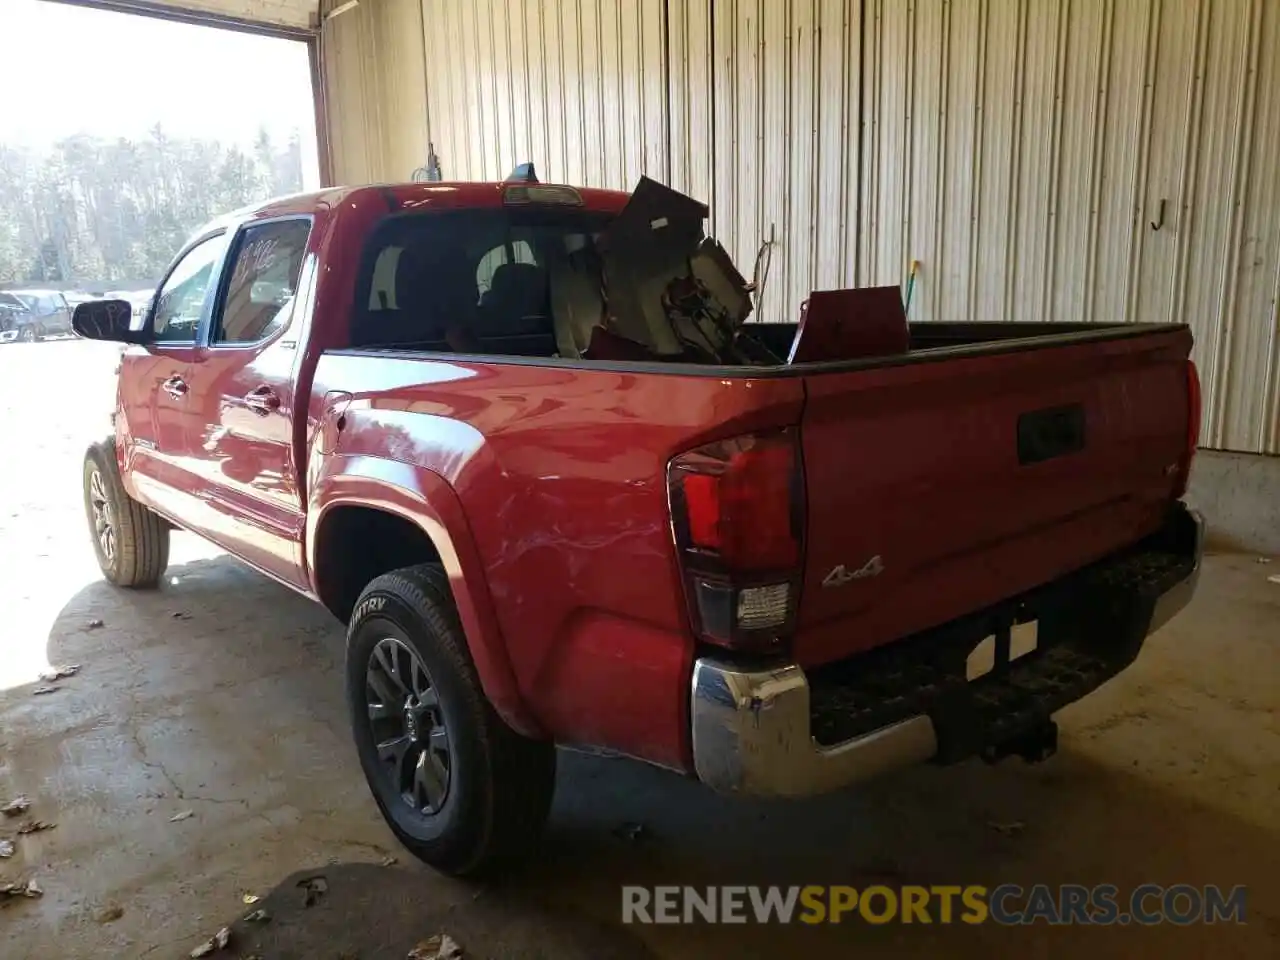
[
  {"x1": 0, "y1": 298, "x2": 35, "y2": 343},
  {"x1": 0, "y1": 289, "x2": 73, "y2": 340}
]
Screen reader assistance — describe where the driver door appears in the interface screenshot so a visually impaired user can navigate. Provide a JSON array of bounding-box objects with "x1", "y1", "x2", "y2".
[{"x1": 119, "y1": 233, "x2": 228, "y2": 521}]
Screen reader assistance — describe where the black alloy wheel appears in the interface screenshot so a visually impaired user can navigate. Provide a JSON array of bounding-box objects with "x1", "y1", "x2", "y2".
[{"x1": 364, "y1": 635, "x2": 452, "y2": 815}]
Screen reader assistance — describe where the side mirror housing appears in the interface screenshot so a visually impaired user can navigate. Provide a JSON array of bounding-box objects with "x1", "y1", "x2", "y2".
[{"x1": 72, "y1": 300, "x2": 149, "y2": 344}]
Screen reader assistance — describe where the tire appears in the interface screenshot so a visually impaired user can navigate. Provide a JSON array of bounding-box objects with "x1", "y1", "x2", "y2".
[
  {"x1": 19, "y1": 326, "x2": 36, "y2": 343},
  {"x1": 83, "y1": 439, "x2": 170, "y2": 588},
  {"x1": 346, "y1": 564, "x2": 556, "y2": 876}
]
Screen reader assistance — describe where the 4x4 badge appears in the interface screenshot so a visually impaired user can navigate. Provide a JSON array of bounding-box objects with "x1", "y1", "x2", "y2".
[{"x1": 822, "y1": 555, "x2": 885, "y2": 587}]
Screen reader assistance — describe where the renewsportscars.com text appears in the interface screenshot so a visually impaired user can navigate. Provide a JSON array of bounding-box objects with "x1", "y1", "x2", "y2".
[{"x1": 621, "y1": 884, "x2": 1247, "y2": 926}]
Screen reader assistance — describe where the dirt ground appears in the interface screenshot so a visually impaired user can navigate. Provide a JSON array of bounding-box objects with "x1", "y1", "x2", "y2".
[{"x1": 1, "y1": 339, "x2": 1277, "y2": 959}]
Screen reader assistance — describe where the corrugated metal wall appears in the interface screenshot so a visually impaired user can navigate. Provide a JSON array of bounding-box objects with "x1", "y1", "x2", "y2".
[
  {"x1": 320, "y1": 0, "x2": 430, "y2": 187},
  {"x1": 321, "y1": 0, "x2": 1279, "y2": 454},
  {"x1": 702, "y1": 0, "x2": 864, "y2": 330},
  {"x1": 420, "y1": 0, "x2": 669, "y2": 188},
  {"x1": 861, "y1": 0, "x2": 1280, "y2": 453}
]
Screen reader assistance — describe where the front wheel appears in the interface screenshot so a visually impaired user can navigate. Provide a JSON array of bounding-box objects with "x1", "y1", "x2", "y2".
[
  {"x1": 83, "y1": 440, "x2": 170, "y2": 587},
  {"x1": 19, "y1": 326, "x2": 37, "y2": 343},
  {"x1": 346, "y1": 564, "x2": 556, "y2": 876}
]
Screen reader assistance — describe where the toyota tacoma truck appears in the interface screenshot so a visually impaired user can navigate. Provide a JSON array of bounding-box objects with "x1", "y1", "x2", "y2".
[{"x1": 72, "y1": 174, "x2": 1204, "y2": 876}]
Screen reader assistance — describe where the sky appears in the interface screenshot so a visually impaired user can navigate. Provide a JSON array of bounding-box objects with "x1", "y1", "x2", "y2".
[{"x1": 0, "y1": 0, "x2": 320, "y2": 187}]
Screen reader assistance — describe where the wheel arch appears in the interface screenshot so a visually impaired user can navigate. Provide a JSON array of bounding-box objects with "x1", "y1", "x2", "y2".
[{"x1": 308, "y1": 459, "x2": 541, "y2": 737}]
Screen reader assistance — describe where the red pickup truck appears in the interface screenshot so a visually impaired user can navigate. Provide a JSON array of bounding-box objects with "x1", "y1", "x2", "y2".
[{"x1": 72, "y1": 175, "x2": 1204, "y2": 876}]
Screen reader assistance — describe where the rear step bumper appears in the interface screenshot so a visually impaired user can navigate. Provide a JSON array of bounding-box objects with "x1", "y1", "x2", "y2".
[{"x1": 690, "y1": 505, "x2": 1204, "y2": 796}]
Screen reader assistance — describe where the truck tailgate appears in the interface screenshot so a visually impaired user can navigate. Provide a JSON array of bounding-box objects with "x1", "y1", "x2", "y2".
[{"x1": 795, "y1": 327, "x2": 1193, "y2": 667}]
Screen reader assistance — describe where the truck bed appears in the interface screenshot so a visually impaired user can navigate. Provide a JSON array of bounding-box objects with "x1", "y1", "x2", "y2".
[{"x1": 317, "y1": 319, "x2": 1193, "y2": 688}]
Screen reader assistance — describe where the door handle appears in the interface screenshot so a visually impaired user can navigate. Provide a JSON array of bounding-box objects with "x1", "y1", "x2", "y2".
[
  {"x1": 243, "y1": 386, "x2": 281, "y2": 415},
  {"x1": 162, "y1": 376, "x2": 188, "y2": 399}
]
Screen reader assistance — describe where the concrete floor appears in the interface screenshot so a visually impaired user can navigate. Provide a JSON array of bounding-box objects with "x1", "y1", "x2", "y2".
[{"x1": 1, "y1": 340, "x2": 1277, "y2": 959}]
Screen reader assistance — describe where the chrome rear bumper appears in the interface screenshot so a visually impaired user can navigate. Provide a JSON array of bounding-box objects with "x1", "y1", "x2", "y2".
[
  {"x1": 691, "y1": 508, "x2": 1205, "y2": 797},
  {"x1": 691, "y1": 660, "x2": 937, "y2": 796}
]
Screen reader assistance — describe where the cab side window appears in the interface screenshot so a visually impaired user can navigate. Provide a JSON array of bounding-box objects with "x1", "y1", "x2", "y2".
[
  {"x1": 151, "y1": 235, "x2": 227, "y2": 343},
  {"x1": 213, "y1": 220, "x2": 312, "y2": 345}
]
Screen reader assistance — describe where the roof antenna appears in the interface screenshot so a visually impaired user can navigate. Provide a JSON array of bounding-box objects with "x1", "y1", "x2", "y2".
[
  {"x1": 506, "y1": 162, "x2": 538, "y2": 183},
  {"x1": 411, "y1": 142, "x2": 443, "y2": 183}
]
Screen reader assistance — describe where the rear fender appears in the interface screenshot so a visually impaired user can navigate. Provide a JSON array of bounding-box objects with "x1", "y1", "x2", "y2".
[{"x1": 308, "y1": 454, "x2": 542, "y2": 738}]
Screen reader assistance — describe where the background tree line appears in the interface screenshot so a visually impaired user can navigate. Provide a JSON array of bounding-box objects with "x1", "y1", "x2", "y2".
[{"x1": 0, "y1": 125, "x2": 304, "y2": 290}]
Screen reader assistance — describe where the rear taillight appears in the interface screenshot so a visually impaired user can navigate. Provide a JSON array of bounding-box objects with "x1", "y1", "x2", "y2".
[
  {"x1": 1173, "y1": 360, "x2": 1201, "y2": 498},
  {"x1": 668, "y1": 429, "x2": 804, "y2": 653}
]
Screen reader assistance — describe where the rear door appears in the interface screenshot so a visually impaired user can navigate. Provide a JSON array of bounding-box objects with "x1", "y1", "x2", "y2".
[
  {"x1": 183, "y1": 217, "x2": 314, "y2": 588},
  {"x1": 119, "y1": 233, "x2": 227, "y2": 519},
  {"x1": 794, "y1": 328, "x2": 1193, "y2": 667}
]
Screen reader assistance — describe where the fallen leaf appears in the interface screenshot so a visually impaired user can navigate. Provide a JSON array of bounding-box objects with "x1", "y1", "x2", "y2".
[
  {"x1": 16, "y1": 820, "x2": 56, "y2": 835},
  {"x1": 240, "y1": 891, "x2": 260, "y2": 905},
  {"x1": 38, "y1": 664, "x2": 81, "y2": 682},
  {"x1": 172, "y1": 611, "x2": 192, "y2": 620},
  {"x1": 0, "y1": 878, "x2": 43, "y2": 899},
  {"x1": 380, "y1": 854, "x2": 398, "y2": 867},
  {"x1": 189, "y1": 926, "x2": 232, "y2": 958},
  {"x1": 1, "y1": 797, "x2": 31, "y2": 817},
  {"x1": 1256, "y1": 557, "x2": 1272, "y2": 564},
  {"x1": 243, "y1": 908, "x2": 271, "y2": 923},
  {"x1": 32, "y1": 685, "x2": 60, "y2": 696},
  {"x1": 94, "y1": 903, "x2": 125, "y2": 923},
  {"x1": 0, "y1": 840, "x2": 13, "y2": 858},
  {"x1": 408, "y1": 933, "x2": 463, "y2": 960},
  {"x1": 987, "y1": 820, "x2": 1025, "y2": 837},
  {"x1": 1268, "y1": 574, "x2": 1280, "y2": 585},
  {"x1": 297, "y1": 875, "x2": 328, "y2": 908},
  {"x1": 169, "y1": 810, "x2": 195, "y2": 823},
  {"x1": 86, "y1": 619, "x2": 105, "y2": 630}
]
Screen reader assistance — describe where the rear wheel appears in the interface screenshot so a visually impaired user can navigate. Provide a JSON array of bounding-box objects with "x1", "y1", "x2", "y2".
[
  {"x1": 83, "y1": 440, "x2": 170, "y2": 587},
  {"x1": 346, "y1": 564, "x2": 556, "y2": 876}
]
